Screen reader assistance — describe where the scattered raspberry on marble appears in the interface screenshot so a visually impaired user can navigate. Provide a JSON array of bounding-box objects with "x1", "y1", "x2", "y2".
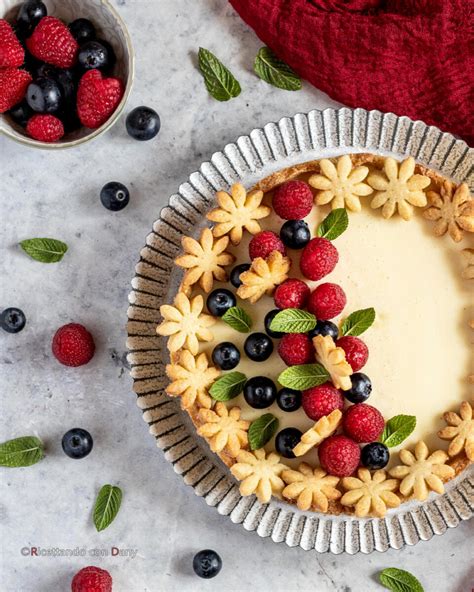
[{"x1": 52, "y1": 323, "x2": 95, "y2": 367}]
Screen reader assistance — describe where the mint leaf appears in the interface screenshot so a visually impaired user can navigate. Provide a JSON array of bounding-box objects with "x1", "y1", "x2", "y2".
[
  {"x1": 209, "y1": 372, "x2": 246, "y2": 401},
  {"x1": 316, "y1": 208, "x2": 349, "y2": 240},
  {"x1": 221, "y1": 306, "x2": 252, "y2": 333},
  {"x1": 379, "y1": 568, "x2": 424, "y2": 592},
  {"x1": 278, "y1": 364, "x2": 330, "y2": 390},
  {"x1": 269, "y1": 309, "x2": 316, "y2": 333},
  {"x1": 248, "y1": 414, "x2": 279, "y2": 450},
  {"x1": 0, "y1": 436, "x2": 44, "y2": 467},
  {"x1": 380, "y1": 415, "x2": 416, "y2": 448},
  {"x1": 93, "y1": 484, "x2": 123, "y2": 532},
  {"x1": 340, "y1": 308, "x2": 376, "y2": 336},
  {"x1": 198, "y1": 47, "x2": 241, "y2": 101},
  {"x1": 20, "y1": 238, "x2": 68, "y2": 263},
  {"x1": 254, "y1": 47, "x2": 302, "y2": 91}
]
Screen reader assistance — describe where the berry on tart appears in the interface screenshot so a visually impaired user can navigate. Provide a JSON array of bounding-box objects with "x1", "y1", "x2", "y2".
[
  {"x1": 276, "y1": 388, "x2": 302, "y2": 412},
  {"x1": 272, "y1": 180, "x2": 313, "y2": 220},
  {"x1": 229, "y1": 263, "x2": 251, "y2": 288},
  {"x1": 244, "y1": 332, "x2": 274, "y2": 362},
  {"x1": 302, "y1": 383, "x2": 344, "y2": 421},
  {"x1": 278, "y1": 333, "x2": 314, "y2": 366},
  {"x1": 244, "y1": 376, "x2": 277, "y2": 409},
  {"x1": 342, "y1": 403, "x2": 384, "y2": 443},
  {"x1": 275, "y1": 427, "x2": 303, "y2": 459},
  {"x1": 307, "y1": 283, "x2": 346, "y2": 320},
  {"x1": 344, "y1": 372, "x2": 372, "y2": 403},
  {"x1": 280, "y1": 219, "x2": 311, "y2": 249},
  {"x1": 300, "y1": 237, "x2": 338, "y2": 281},
  {"x1": 206, "y1": 289, "x2": 236, "y2": 317},
  {"x1": 361, "y1": 442, "x2": 390, "y2": 470},
  {"x1": 336, "y1": 336, "x2": 369, "y2": 372},
  {"x1": 274, "y1": 278, "x2": 310, "y2": 309},
  {"x1": 249, "y1": 230, "x2": 286, "y2": 260},
  {"x1": 318, "y1": 434, "x2": 361, "y2": 477},
  {"x1": 212, "y1": 342, "x2": 240, "y2": 370}
]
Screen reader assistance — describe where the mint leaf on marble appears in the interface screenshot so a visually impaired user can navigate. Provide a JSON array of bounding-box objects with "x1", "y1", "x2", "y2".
[
  {"x1": 278, "y1": 364, "x2": 330, "y2": 390},
  {"x1": 209, "y1": 372, "x2": 246, "y2": 401},
  {"x1": 340, "y1": 308, "x2": 376, "y2": 336},
  {"x1": 316, "y1": 208, "x2": 349, "y2": 240},
  {"x1": 94, "y1": 484, "x2": 123, "y2": 532},
  {"x1": 221, "y1": 306, "x2": 252, "y2": 333},
  {"x1": 0, "y1": 436, "x2": 44, "y2": 467},
  {"x1": 248, "y1": 414, "x2": 279, "y2": 450},
  {"x1": 270, "y1": 308, "x2": 317, "y2": 333},
  {"x1": 20, "y1": 238, "x2": 68, "y2": 263},
  {"x1": 380, "y1": 415, "x2": 416, "y2": 448},
  {"x1": 254, "y1": 47, "x2": 302, "y2": 91},
  {"x1": 198, "y1": 47, "x2": 241, "y2": 101},
  {"x1": 379, "y1": 568, "x2": 424, "y2": 592}
]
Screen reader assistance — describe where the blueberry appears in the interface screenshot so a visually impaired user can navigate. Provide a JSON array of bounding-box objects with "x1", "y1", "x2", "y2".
[
  {"x1": 244, "y1": 376, "x2": 277, "y2": 409},
  {"x1": 275, "y1": 427, "x2": 302, "y2": 458},
  {"x1": 212, "y1": 342, "x2": 240, "y2": 370},
  {"x1": 126, "y1": 106, "x2": 161, "y2": 141},
  {"x1": 69, "y1": 18, "x2": 96, "y2": 44},
  {"x1": 8, "y1": 100, "x2": 34, "y2": 127},
  {"x1": 344, "y1": 372, "x2": 372, "y2": 403},
  {"x1": 17, "y1": 0, "x2": 47, "y2": 33},
  {"x1": 192, "y1": 549, "x2": 222, "y2": 579},
  {"x1": 0, "y1": 308, "x2": 26, "y2": 333},
  {"x1": 100, "y1": 182, "x2": 130, "y2": 211},
  {"x1": 35, "y1": 66, "x2": 77, "y2": 110},
  {"x1": 206, "y1": 289, "x2": 236, "y2": 317},
  {"x1": 361, "y1": 442, "x2": 389, "y2": 470},
  {"x1": 95, "y1": 39, "x2": 116, "y2": 69},
  {"x1": 276, "y1": 388, "x2": 302, "y2": 412},
  {"x1": 26, "y1": 78, "x2": 63, "y2": 113},
  {"x1": 229, "y1": 263, "x2": 250, "y2": 288},
  {"x1": 244, "y1": 332, "x2": 273, "y2": 362},
  {"x1": 61, "y1": 428, "x2": 93, "y2": 459},
  {"x1": 308, "y1": 320, "x2": 339, "y2": 341},
  {"x1": 280, "y1": 219, "x2": 311, "y2": 249},
  {"x1": 264, "y1": 309, "x2": 284, "y2": 339},
  {"x1": 78, "y1": 40, "x2": 113, "y2": 71}
]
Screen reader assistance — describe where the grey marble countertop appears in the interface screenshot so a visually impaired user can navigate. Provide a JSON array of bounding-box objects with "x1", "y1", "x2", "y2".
[{"x1": 1, "y1": 1, "x2": 473, "y2": 590}]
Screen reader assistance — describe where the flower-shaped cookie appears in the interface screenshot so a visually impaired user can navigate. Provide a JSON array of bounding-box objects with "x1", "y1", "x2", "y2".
[
  {"x1": 313, "y1": 335, "x2": 352, "y2": 390},
  {"x1": 197, "y1": 403, "x2": 250, "y2": 458},
  {"x1": 389, "y1": 441, "x2": 455, "y2": 501},
  {"x1": 292, "y1": 410, "x2": 342, "y2": 457},
  {"x1": 461, "y1": 249, "x2": 474, "y2": 280},
  {"x1": 282, "y1": 463, "x2": 341, "y2": 512},
  {"x1": 367, "y1": 156, "x2": 430, "y2": 220},
  {"x1": 207, "y1": 183, "x2": 271, "y2": 245},
  {"x1": 341, "y1": 468, "x2": 400, "y2": 518},
  {"x1": 423, "y1": 182, "x2": 474, "y2": 243},
  {"x1": 438, "y1": 401, "x2": 474, "y2": 462},
  {"x1": 175, "y1": 228, "x2": 235, "y2": 293},
  {"x1": 157, "y1": 292, "x2": 215, "y2": 355},
  {"x1": 165, "y1": 350, "x2": 220, "y2": 409},
  {"x1": 237, "y1": 250, "x2": 291, "y2": 303},
  {"x1": 230, "y1": 448, "x2": 286, "y2": 503},
  {"x1": 308, "y1": 155, "x2": 372, "y2": 212}
]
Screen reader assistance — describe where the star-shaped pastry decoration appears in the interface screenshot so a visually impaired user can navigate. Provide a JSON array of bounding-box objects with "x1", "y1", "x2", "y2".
[
  {"x1": 197, "y1": 402, "x2": 250, "y2": 458},
  {"x1": 461, "y1": 248, "x2": 474, "y2": 280},
  {"x1": 236, "y1": 250, "x2": 291, "y2": 303},
  {"x1": 292, "y1": 410, "x2": 342, "y2": 457},
  {"x1": 438, "y1": 401, "x2": 474, "y2": 462},
  {"x1": 423, "y1": 182, "x2": 474, "y2": 243},
  {"x1": 282, "y1": 463, "x2": 341, "y2": 512},
  {"x1": 230, "y1": 448, "x2": 286, "y2": 503},
  {"x1": 340, "y1": 468, "x2": 400, "y2": 518},
  {"x1": 313, "y1": 335, "x2": 352, "y2": 391}
]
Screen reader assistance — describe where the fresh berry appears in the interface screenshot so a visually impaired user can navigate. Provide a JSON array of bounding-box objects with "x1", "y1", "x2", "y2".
[
  {"x1": 52, "y1": 323, "x2": 95, "y2": 367},
  {"x1": 8, "y1": 99, "x2": 33, "y2": 127},
  {"x1": 71, "y1": 565, "x2": 112, "y2": 592},
  {"x1": 342, "y1": 403, "x2": 384, "y2": 443},
  {"x1": 300, "y1": 237, "x2": 338, "y2": 281},
  {"x1": 17, "y1": 1, "x2": 47, "y2": 35},
  {"x1": 206, "y1": 289, "x2": 236, "y2": 317},
  {"x1": 248, "y1": 230, "x2": 286, "y2": 260},
  {"x1": 76, "y1": 69, "x2": 123, "y2": 129},
  {"x1": 275, "y1": 427, "x2": 302, "y2": 458},
  {"x1": 0, "y1": 20, "x2": 25, "y2": 68},
  {"x1": 301, "y1": 383, "x2": 344, "y2": 421},
  {"x1": 26, "y1": 16, "x2": 78, "y2": 68},
  {"x1": 95, "y1": 39, "x2": 116, "y2": 69},
  {"x1": 344, "y1": 373, "x2": 372, "y2": 403},
  {"x1": 336, "y1": 336, "x2": 369, "y2": 372},
  {"x1": 0, "y1": 307, "x2": 26, "y2": 333},
  {"x1": 193, "y1": 550, "x2": 222, "y2": 579},
  {"x1": 212, "y1": 342, "x2": 240, "y2": 370},
  {"x1": 26, "y1": 77, "x2": 63, "y2": 113},
  {"x1": 26, "y1": 113, "x2": 63, "y2": 142},
  {"x1": 264, "y1": 308, "x2": 284, "y2": 339},
  {"x1": 61, "y1": 428, "x2": 93, "y2": 459},
  {"x1": 361, "y1": 442, "x2": 390, "y2": 470},
  {"x1": 244, "y1": 332, "x2": 273, "y2": 361},
  {"x1": 126, "y1": 106, "x2": 161, "y2": 141},
  {"x1": 78, "y1": 40, "x2": 113, "y2": 71},
  {"x1": 278, "y1": 333, "x2": 314, "y2": 366},
  {"x1": 229, "y1": 263, "x2": 250, "y2": 288},
  {"x1": 243, "y1": 376, "x2": 277, "y2": 409},
  {"x1": 276, "y1": 388, "x2": 302, "y2": 412},
  {"x1": 272, "y1": 180, "x2": 313, "y2": 220},
  {"x1": 69, "y1": 18, "x2": 96, "y2": 45},
  {"x1": 35, "y1": 64, "x2": 77, "y2": 107},
  {"x1": 0, "y1": 67, "x2": 32, "y2": 113},
  {"x1": 307, "y1": 283, "x2": 346, "y2": 320},
  {"x1": 308, "y1": 319, "x2": 339, "y2": 341},
  {"x1": 280, "y1": 219, "x2": 311, "y2": 250},
  {"x1": 274, "y1": 278, "x2": 310, "y2": 309},
  {"x1": 318, "y1": 434, "x2": 360, "y2": 477},
  {"x1": 100, "y1": 181, "x2": 130, "y2": 211}
]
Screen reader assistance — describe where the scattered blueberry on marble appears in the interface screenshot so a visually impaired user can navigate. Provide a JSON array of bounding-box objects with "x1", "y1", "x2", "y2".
[
  {"x1": 308, "y1": 319, "x2": 339, "y2": 341},
  {"x1": 126, "y1": 106, "x2": 161, "y2": 141},
  {"x1": 26, "y1": 77, "x2": 63, "y2": 113},
  {"x1": 100, "y1": 182, "x2": 130, "y2": 212},
  {"x1": 61, "y1": 428, "x2": 93, "y2": 459},
  {"x1": 229, "y1": 263, "x2": 250, "y2": 288},
  {"x1": 193, "y1": 549, "x2": 222, "y2": 579},
  {"x1": 212, "y1": 342, "x2": 240, "y2": 370},
  {"x1": 344, "y1": 372, "x2": 372, "y2": 403},
  {"x1": 0, "y1": 308, "x2": 26, "y2": 334},
  {"x1": 244, "y1": 332, "x2": 273, "y2": 361},
  {"x1": 244, "y1": 376, "x2": 277, "y2": 409},
  {"x1": 275, "y1": 427, "x2": 302, "y2": 458},
  {"x1": 361, "y1": 442, "x2": 389, "y2": 469},
  {"x1": 206, "y1": 289, "x2": 236, "y2": 317},
  {"x1": 69, "y1": 18, "x2": 96, "y2": 44},
  {"x1": 276, "y1": 387, "x2": 302, "y2": 412},
  {"x1": 78, "y1": 40, "x2": 113, "y2": 71},
  {"x1": 280, "y1": 219, "x2": 311, "y2": 249},
  {"x1": 264, "y1": 309, "x2": 284, "y2": 339}
]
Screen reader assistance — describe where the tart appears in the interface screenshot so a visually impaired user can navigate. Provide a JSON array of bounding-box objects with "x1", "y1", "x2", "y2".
[{"x1": 157, "y1": 154, "x2": 473, "y2": 518}]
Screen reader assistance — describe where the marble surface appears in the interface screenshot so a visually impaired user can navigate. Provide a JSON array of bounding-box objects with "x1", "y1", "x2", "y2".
[{"x1": 1, "y1": 1, "x2": 473, "y2": 590}]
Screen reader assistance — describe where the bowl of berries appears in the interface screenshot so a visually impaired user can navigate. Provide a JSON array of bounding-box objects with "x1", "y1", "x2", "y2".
[{"x1": 0, "y1": 0, "x2": 134, "y2": 147}]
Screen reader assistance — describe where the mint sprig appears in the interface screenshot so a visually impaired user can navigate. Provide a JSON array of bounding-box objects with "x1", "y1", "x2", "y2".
[
  {"x1": 379, "y1": 568, "x2": 424, "y2": 592},
  {"x1": 198, "y1": 47, "x2": 241, "y2": 101},
  {"x1": 316, "y1": 208, "x2": 349, "y2": 240},
  {"x1": 93, "y1": 484, "x2": 123, "y2": 532},
  {"x1": 20, "y1": 238, "x2": 68, "y2": 263},
  {"x1": 269, "y1": 309, "x2": 316, "y2": 333},
  {"x1": 0, "y1": 436, "x2": 44, "y2": 467},
  {"x1": 380, "y1": 415, "x2": 416, "y2": 448},
  {"x1": 278, "y1": 364, "x2": 330, "y2": 390},
  {"x1": 254, "y1": 47, "x2": 302, "y2": 91},
  {"x1": 209, "y1": 372, "x2": 246, "y2": 401},
  {"x1": 248, "y1": 414, "x2": 279, "y2": 450},
  {"x1": 221, "y1": 306, "x2": 252, "y2": 333},
  {"x1": 340, "y1": 308, "x2": 376, "y2": 336}
]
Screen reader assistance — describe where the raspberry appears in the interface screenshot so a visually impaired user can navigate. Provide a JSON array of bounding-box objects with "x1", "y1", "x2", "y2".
[
  {"x1": 0, "y1": 20, "x2": 24, "y2": 68},
  {"x1": 248, "y1": 231, "x2": 286, "y2": 260},
  {"x1": 342, "y1": 403, "x2": 385, "y2": 443},
  {"x1": 52, "y1": 323, "x2": 95, "y2": 367},
  {"x1": 307, "y1": 283, "x2": 346, "y2": 320},
  {"x1": 278, "y1": 333, "x2": 314, "y2": 365},
  {"x1": 318, "y1": 434, "x2": 360, "y2": 477},
  {"x1": 272, "y1": 180, "x2": 313, "y2": 220},
  {"x1": 302, "y1": 383, "x2": 345, "y2": 421},
  {"x1": 77, "y1": 70, "x2": 124, "y2": 129},
  {"x1": 71, "y1": 566, "x2": 112, "y2": 592},
  {"x1": 336, "y1": 336, "x2": 369, "y2": 372},
  {"x1": 0, "y1": 67, "x2": 31, "y2": 113},
  {"x1": 274, "y1": 278, "x2": 310, "y2": 309},
  {"x1": 26, "y1": 16, "x2": 78, "y2": 68},
  {"x1": 26, "y1": 114, "x2": 64, "y2": 142},
  {"x1": 300, "y1": 237, "x2": 339, "y2": 281}
]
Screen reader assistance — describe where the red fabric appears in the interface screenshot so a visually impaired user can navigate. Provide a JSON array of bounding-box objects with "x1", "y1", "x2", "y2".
[{"x1": 229, "y1": 0, "x2": 474, "y2": 146}]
